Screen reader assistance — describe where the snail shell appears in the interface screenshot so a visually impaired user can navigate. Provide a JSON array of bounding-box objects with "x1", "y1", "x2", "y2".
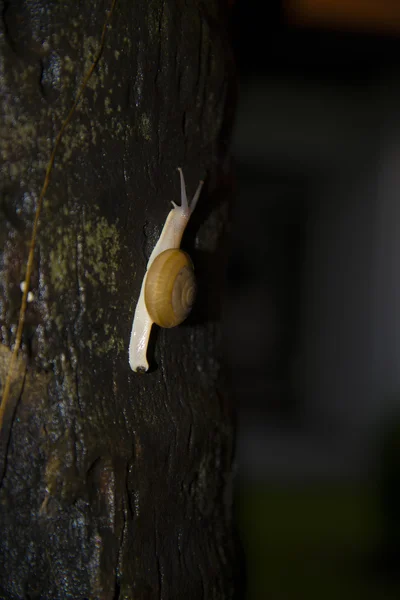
[{"x1": 144, "y1": 248, "x2": 196, "y2": 328}]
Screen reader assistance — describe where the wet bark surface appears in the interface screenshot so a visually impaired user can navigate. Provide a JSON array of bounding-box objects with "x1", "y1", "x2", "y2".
[{"x1": 0, "y1": 0, "x2": 237, "y2": 597}]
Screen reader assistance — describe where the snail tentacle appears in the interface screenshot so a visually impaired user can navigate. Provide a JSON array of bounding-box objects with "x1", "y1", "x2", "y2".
[
  {"x1": 189, "y1": 178, "x2": 204, "y2": 214},
  {"x1": 177, "y1": 167, "x2": 189, "y2": 215}
]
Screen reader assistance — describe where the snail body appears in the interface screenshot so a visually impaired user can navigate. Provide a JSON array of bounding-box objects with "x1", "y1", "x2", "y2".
[{"x1": 128, "y1": 168, "x2": 203, "y2": 372}]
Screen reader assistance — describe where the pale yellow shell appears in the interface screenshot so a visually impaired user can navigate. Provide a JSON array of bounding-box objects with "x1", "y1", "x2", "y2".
[{"x1": 144, "y1": 249, "x2": 196, "y2": 328}]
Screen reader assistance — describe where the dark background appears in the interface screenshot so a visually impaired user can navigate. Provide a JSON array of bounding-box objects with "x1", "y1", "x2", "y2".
[{"x1": 225, "y1": 1, "x2": 400, "y2": 597}]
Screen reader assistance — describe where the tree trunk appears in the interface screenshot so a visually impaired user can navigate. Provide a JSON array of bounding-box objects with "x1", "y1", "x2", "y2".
[{"x1": 0, "y1": 1, "x2": 237, "y2": 598}]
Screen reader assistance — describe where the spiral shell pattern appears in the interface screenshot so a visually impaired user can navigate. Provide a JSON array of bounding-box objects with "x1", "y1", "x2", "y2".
[{"x1": 144, "y1": 249, "x2": 196, "y2": 328}]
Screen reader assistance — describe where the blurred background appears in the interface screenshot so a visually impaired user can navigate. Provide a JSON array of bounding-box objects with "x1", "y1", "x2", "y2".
[{"x1": 224, "y1": 1, "x2": 400, "y2": 598}]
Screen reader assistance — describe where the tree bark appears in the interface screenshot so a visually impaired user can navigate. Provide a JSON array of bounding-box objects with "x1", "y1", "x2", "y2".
[{"x1": 0, "y1": 1, "x2": 237, "y2": 598}]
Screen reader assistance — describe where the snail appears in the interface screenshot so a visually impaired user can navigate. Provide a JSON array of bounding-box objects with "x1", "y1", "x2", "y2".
[{"x1": 128, "y1": 168, "x2": 204, "y2": 372}]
